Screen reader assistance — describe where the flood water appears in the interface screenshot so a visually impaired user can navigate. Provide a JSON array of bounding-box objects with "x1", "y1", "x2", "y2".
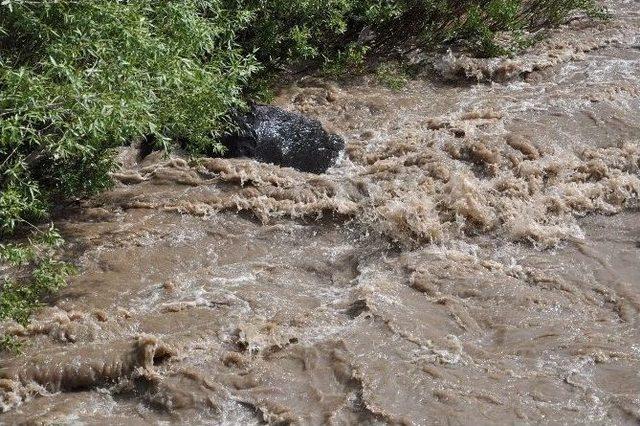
[{"x1": 1, "y1": 1, "x2": 640, "y2": 424}]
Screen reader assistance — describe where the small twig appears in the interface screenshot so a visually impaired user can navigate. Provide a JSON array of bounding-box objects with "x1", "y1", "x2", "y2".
[{"x1": 0, "y1": 147, "x2": 19, "y2": 170}]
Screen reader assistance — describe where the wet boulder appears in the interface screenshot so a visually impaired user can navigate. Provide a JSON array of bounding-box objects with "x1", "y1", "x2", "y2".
[{"x1": 220, "y1": 105, "x2": 344, "y2": 174}]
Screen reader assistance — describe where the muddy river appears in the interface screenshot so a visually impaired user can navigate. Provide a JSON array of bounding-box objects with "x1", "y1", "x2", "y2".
[{"x1": 1, "y1": 1, "x2": 640, "y2": 424}]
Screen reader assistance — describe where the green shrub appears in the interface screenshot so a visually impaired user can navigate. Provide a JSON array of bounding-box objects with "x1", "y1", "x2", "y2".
[
  {"x1": 1, "y1": 1, "x2": 256, "y2": 234},
  {"x1": 0, "y1": 335, "x2": 22, "y2": 354},
  {"x1": 0, "y1": 227, "x2": 75, "y2": 325},
  {"x1": 323, "y1": 43, "x2": 371, "y2": 77},
  {"x1": 376, "y1": 62, "x2": 409, "y2": 90},
  {"x1": 353, "y1": 0, "x2": 605, "y2": 57}
]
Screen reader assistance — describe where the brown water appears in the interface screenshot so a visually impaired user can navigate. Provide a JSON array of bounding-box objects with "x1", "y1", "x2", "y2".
[{"x1": 2, "y1": 1, "x2": 640, "y2": 424}]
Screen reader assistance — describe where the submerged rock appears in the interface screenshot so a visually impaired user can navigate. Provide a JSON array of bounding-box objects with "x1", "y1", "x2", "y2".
[{"x1": 220, "y1": 105, "x2": 345, "y2": 174}]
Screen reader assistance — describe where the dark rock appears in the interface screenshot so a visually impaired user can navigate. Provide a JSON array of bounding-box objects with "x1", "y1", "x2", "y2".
[{"x1": 220, "y1": 105, "x2": 345, "y2": 174}]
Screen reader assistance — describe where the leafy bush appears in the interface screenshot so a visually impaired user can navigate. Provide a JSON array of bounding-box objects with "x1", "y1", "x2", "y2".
[
  {"x1": 0, "y1": 227, "x2": 74, "y2": 325},
  {"x1": 1, "y1": 0, "x2": 603, "y2": 325},
  {"x1": 1, "y1": 1, "x2": 257, "y2": 235},
  {"x1": 0, "y1": 335, "x2": 22, "y2": 354},
  {"x1": 233, "y1": 0, "x2": 604, "y2": 65},
  {"x1": 376, "y1": 62, "x2": 410, "y2": 90}
]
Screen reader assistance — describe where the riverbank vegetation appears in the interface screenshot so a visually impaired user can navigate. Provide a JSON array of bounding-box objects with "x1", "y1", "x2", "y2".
[{"x1": 0, "y1": 0, "x2": 604, "y2": 330}]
